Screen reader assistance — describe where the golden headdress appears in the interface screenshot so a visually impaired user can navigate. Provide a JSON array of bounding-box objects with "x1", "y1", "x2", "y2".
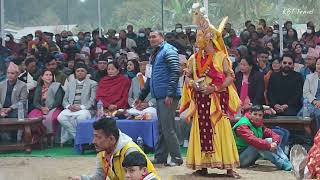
[{"x1": 192, "y1": 3, "x2": 229, "y2": 55}]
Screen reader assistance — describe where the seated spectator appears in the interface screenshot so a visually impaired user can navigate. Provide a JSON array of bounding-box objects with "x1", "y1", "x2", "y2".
[
  {"x1": 235, "y1": 56, "x2": 265, "y2": 111},
  {"x1": 96, "y1": 61, "x2": 131, "y2": 115},
  {"x1": 222, "y1": 28, "x2": 232, "y2": 48},
  {"x1": 70, "y1": 118, "x2": 157, "y2": 180},
  {"x1": 28, "y1": 31, "x2": 49, "y2": 54},
  {"x1": 165, "y1": 32, "x2": 186, "y2": 55},
  {"x1": 175, "y1": 23, "x2": 190, "y2": 50},
  {"x1": 90, "y1": 38, "x2": 107, "y2": 61},
  {"x1": 0, "y1": 62, "x2": 28, "y2": 118},
  {"x1": 262, "y1": 27, "x2": 273, "y2": 45},
  {"x1": 257, "y1": 48, "x2": 270, "y2": 75},
  {"x1": 303, "y1": 57, "x2": 320, "y2": 130},
  {"x1": 5, "y1": 34, "x2": 21, "y2": 55},
  {"x1": 45, "y1": 54, "x2": 67, "y2": 86},
  {"x1": 300, "y1": 47, "x2": 319, "y2": 80},
  {"x1": 302, "y1": 25, "x2": 320, "y2": 48},
  {"x1": 264, "y1": 58, "x2": 281, "y2": 105},
  {"x1": 62, "y1": 58, "x2": 75, "y2": 76},
  {"x1": 64, "y1": 60, "x2": 92, "y2": 89},
  {"x1": 116, "y1": 50, "x2": 129, "y2": 74},
  {"x1": 118, "y1": 30, "x2": 137, "y2": 52},
  {"x1": 230, "y1": 29, "x2": 240, "y2": 49},
  {"x1": 293, "y1": 43, "x2": 304, "y2": 72},
  {"x1": 284, "y1": 28, "x2": 298, "y2": 48},
  {"x1": 91, "y1": 53, "x2": 110, "y2": 82},
  {"x1": 29, "y1": 69, "x2": 64, "y2": 142},
  {"x1": 127, "y1": 60, "x2": 156, "y2": 119},
  {"x1": 233, "y1": 105, "x2": 292, "y2": 171},
  {"x1": 58, "y1": 63, "x2": 97, "y2": 145},
  {"x1": 107, "y1": 36, "x2": 120, "y2": 55},
  {"x1": 126, "y1": 55, "x2": 140, "y2": 80},
  {"x1": 123, "y1": 151, "x2": 159, "y2": 180},
  {"x1": 127, "y1": 24, "x2": 137, "y2": 41},
  {"x1": 19, "y1": 56, "x2": 38, "y2": 91},
  {"x1": 267, "y1": 53, "x2": 304, "y2": 116},
  {"x1": 0, "y1": 38, "x2": 12, "y2": 81},
  {"x1": 0, "y1": 62, "x2": 27, "y2": 142},
  {"x1": 136, "y1": 28, "x2": 150, "y2": 55}
]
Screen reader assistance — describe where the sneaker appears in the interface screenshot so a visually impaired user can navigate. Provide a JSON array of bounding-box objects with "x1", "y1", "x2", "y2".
[{"x1": 281, "y1": 160, "x2": 292, "y2": 171}]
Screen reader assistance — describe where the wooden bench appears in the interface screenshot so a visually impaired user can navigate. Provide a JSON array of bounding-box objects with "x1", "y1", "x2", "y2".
[
  {"x1": 263, "y1": 116, "x2": 316, "y2": 138},
  {"x1": 0, "y1": 117, "x2": 43, "y2": 153},
  {"x1": 231, "y1": 116, "x2": 316, "y2": 138}
]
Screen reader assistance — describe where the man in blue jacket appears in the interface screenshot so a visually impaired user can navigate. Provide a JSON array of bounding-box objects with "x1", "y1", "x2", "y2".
[{"x1": 137, "y1": 31, "x2": 182, "y2": 167}]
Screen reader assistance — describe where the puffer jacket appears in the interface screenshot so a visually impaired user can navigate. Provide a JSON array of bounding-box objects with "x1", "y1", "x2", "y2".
[{"x1": 140, "y1": 42, "x2": 180, "y2": 100}]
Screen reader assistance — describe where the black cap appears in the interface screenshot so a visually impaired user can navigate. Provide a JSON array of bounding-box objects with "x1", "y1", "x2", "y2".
[{"x1": 74, "y1": 62, "x2": 87, "y2": 71}]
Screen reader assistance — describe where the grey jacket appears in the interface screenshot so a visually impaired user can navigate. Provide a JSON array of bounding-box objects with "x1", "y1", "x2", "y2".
[
  {"x1": 128, "y1": 77, "x2": 156, "y2": 107},
  {"x1": 62, "y1": 78, "x2": 97, "y2": 110},
  {"x1": 33, "y1": 82, "x2": 64, "y2": 110},
  {"x1": 303, "y1": 72, "x2": 319, "y2": 103},
  {"x1": 0, "y1": 79, "x2": 28, "y2": 109}
]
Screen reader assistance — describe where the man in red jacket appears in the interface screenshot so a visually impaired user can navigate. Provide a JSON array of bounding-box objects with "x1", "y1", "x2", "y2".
[{"x1": 232, "y1": 105, "x2": 292, "y2": 171}]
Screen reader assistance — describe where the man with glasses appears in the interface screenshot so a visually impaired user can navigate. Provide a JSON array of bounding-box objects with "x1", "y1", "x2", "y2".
[{"x1": 267, "y1": 53, "x2": 304, "y2": 116}]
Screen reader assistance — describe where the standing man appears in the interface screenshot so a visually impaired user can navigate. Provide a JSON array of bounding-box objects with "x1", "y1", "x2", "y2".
[{"x1": 137, "y1": 31, "x2": 183, "y2": 166}]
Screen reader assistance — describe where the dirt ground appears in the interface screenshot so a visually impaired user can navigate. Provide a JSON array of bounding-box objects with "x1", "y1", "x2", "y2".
[{"x1": 0, "y1": 157, "x2": 296, "y2": 180}]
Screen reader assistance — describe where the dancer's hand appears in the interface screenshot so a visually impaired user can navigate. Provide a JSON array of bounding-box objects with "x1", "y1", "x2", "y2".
[
  {"x1": 190, "y1": 81, "x2": 201, "y2": 92},
  {"x1": 201, "y1": 85, "x2": 216, "y2": 95}
]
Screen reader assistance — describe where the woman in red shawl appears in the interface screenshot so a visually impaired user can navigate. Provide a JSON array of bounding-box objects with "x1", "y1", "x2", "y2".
[{"x1": 96, "y1": 61, "x2": 131, "y2": 114}]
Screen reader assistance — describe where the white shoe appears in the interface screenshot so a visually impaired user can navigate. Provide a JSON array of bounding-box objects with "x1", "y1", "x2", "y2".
[{"x1": 290, "y1": 144, "x2": 307, "y2": 179}]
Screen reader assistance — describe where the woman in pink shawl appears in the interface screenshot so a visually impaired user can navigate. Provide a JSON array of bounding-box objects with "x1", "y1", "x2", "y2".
[{"x1": 28, "y1": 69, "x2": 64, "y2": 145}]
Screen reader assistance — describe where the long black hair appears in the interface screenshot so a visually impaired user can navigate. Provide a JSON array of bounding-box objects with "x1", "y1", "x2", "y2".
[
  {"x1": 240, "y1": 55, "x2": 258, "y2": 71},
  {"x1": 127, "y1": 59, "x2": 140, "y2": 73}
]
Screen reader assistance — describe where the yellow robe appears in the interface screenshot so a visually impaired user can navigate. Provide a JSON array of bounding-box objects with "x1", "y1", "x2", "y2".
[
  {"x1": 180, "y1": 52, "x2": 240, "y2": 170},
  {"x1": 98, "y1": 142, "x2": 158, "y2": 179}
]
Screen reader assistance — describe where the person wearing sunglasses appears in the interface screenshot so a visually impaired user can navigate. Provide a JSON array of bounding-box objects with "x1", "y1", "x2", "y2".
[{"x1": 267, "y1": 53, "x2": 304, "y2": 115}]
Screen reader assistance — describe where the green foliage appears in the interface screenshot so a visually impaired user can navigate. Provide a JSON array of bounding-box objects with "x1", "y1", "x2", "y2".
[{"x1": 3, "y1": 0, "x2": 320, "y2": 33}]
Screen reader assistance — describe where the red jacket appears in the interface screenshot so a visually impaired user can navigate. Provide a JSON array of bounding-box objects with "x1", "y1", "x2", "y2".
[{"x1": 235, "y1": 114, "x2": 280, "y2": 151}]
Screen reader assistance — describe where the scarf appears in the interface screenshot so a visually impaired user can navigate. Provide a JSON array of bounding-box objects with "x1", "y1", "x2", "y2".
[
  {"x1": 96, "y1": 75, "x2": 131, "y2": 109},
  {"x1": 240, "y1": 74, "x2": 249, "y2": 104},
  {"x1": 137, "y1": 73, "x2": 145, "y2": 90},
  {"x1": 126, "y1": 71, "x2": 137, "y2": 79}
]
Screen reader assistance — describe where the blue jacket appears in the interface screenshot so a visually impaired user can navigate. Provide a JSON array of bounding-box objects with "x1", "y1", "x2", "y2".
[{"x1": 140, "y1": 42, "x2": 180, "y2": 100}]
